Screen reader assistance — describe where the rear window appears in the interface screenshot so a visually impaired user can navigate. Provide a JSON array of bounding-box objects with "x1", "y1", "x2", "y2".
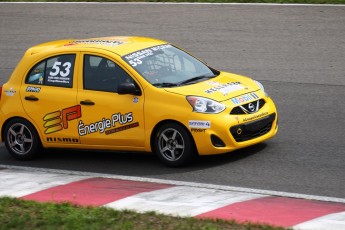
[{"x1": 26, "y1": 54, "x2": 76, "y2": 88}]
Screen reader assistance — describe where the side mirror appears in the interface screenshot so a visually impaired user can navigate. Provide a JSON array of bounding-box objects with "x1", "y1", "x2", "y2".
[{"x1": 117, "y1": 83, "x2": 142, "y2": 96}]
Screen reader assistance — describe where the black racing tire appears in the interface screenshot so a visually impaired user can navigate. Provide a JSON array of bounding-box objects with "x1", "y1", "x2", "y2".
[
  {"x1": 153, "y1": 122, "x2": 196, "y2": 167},
  {"x1": 3, "y1": 118, "x2": 42, "y2": 160}
]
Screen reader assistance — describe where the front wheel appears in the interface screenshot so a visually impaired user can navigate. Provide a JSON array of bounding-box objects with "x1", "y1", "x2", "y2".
[
  {"x1": 3, "y1": 118, "x2": 42, "y2": 160},
  {"x1": 153, "y1": 123, "x2": 196, "y2": 167}
]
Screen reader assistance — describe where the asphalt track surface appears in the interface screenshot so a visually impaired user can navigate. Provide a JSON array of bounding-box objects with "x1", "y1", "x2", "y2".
[{"x1": 0, "y1": 3, "x2": 344, "y2": 200}]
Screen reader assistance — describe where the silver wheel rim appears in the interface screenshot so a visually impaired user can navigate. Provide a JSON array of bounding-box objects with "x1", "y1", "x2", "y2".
[
  {"x1": 7, "y1": 123, "x2": 34, "y2": 155},
  {"x1": 158, "y1": 128, "x2": 185, "y2": 162}
]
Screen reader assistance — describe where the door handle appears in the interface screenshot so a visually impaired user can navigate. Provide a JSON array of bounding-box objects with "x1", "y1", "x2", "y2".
[
  {"x1": 80, "y1": 100, "x2": 95, "y2": 105},
  {"x1": 25, "y1": 96, "x2": 39, "y2": 101}
]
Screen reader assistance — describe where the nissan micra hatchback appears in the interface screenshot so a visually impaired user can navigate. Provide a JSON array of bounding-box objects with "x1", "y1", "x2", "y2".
[{"x1": 0, "y1": 36, "x2": 278, "y2": 166}]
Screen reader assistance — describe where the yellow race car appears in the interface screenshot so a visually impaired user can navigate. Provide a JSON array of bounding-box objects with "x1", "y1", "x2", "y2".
[{"x1": 0, "y1": 36, "x2": 278, "y2": 166}]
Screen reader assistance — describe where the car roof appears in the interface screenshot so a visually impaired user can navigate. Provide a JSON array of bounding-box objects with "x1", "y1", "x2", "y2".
[{"x1": 26, "y1": 36, "x2": 167, "y2": 57}]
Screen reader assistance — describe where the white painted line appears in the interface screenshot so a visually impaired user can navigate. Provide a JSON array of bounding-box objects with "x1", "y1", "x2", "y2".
[
  {"x1": 294, "y1": 211, "x2": 345, "y2": 230},
  {"x1": 105, "y1": 186, "x2": 266, "y2": 216},
  {"x1": 0, "y1": 2, "x2": 344, "y2": 7},
  {"x1": 1, "y1": 164, "x2": 345, "y2": 204}
]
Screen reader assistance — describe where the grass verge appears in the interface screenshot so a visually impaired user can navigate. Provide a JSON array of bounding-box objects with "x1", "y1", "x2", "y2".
[{"x1": 0, "y1": 197, "x2": 288, "y2": 230}]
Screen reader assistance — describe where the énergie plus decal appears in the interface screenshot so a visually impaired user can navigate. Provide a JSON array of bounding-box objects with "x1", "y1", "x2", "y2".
[{"x1": 78, "y1": 112, "x2": 136, "y2": 136}]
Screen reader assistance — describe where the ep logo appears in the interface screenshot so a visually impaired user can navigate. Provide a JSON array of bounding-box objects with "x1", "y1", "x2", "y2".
[{"x1": 43, "y1": 105, "x2": 81, "y2": 134}]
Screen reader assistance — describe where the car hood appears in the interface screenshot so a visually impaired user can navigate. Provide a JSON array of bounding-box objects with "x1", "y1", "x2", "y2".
[{"x1": 164, "y1": 71, "x2": 260, "y2": 102}]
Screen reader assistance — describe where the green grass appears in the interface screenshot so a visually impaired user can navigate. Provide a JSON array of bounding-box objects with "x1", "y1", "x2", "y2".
[
  {"x1": 0, "y1": 197, "x2": 288, "y2": 230},
  {"x1": 3, "y1": 0, "x2": 345, "y2": 5}
]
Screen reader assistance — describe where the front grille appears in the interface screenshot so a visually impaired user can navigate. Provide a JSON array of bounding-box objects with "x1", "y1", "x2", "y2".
[
  {"x1": 230, "y1": 113, "x2": 276, "y2": 142},
  {"x1": 230, "y1": 99, "x2": 266, "y2": 115},
  {"x1": 230, "y1": 107, "x2": 246, "y2": 115}
]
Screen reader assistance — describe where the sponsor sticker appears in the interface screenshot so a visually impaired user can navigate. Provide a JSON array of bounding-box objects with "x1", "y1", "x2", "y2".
[
  {"x1": 189, "y1": 120, "x2": 211, "y2": 129},
  {"x1": 46, "y1": 137, "x2": 80, "y2": 143},
  {"x1": 26, "y1": 86, "x2": 41, "y2": 93},
  {"x1": 231, "y1": 92, "x2": 259, "y2": 105},
  {"x1": 105, "y1": 122, "x2": 139, "y2": 135},
  {"x1": 68, "y1": 40, "x2": 125, "y2": 47},
  {"x1": 243, "y1": 112, "x2": 268, "y2": 122},
  {"x1": 124, "y1": 44, "x2": 172, "y2": 67},
  {"x1": 190, "y1": 128, "x2": 206, "y2": 133},
  {"x1": 4, "y1": 87, "x2": 16, "y2": 96},
  {"x1": 205, "y1": 81, "x2": 244, "y2": 95}
]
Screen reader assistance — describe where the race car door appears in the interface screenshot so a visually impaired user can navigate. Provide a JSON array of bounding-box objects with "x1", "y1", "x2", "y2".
[
  {"x1": 21, "y1": 53, "x2": 81, "y2": 145},
  {"x1": 77, "y1": 53, "x2": 145, "y2": 148}
]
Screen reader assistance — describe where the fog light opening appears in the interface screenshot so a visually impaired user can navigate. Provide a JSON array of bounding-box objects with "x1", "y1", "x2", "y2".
[{"x1": 211, "y1": 135, "x2": 225, "y2": 147}]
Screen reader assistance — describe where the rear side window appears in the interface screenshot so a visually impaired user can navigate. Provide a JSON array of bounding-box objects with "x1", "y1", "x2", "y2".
[{"x1": 26, "y1": 54, "x2": 76, "y2": 88}]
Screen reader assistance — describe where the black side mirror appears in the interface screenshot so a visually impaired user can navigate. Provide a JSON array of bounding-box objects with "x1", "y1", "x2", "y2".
[{"x1": 117, "y1": 83, "x2": 141, "y2": 96}]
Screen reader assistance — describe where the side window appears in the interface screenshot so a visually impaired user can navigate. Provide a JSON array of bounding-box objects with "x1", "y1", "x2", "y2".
[
  {"x1": 83, "y1": 55, "x2": 133, "y2": 93},
  {"x1": 26, "y1": 54, "x2": 75, "y2": 88},
  {"x1": 27, "y1": 62, "x2": 45, "y2": 85}
]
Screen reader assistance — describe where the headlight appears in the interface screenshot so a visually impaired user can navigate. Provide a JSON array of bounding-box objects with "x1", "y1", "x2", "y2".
[
  {"x1": 254, "y1": 80, "x2": 268, "y2": 96},
  {"x1": 186, "y1": 96, "x2": 225, "y2": 114}
]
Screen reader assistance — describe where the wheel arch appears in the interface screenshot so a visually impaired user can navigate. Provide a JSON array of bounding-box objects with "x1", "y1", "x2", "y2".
[
  {"x1": 1, "y1": 116, "x2": 42, "y2": 144},
  {"x1": 150, "y1": 119, "x2": 198, "y2": 155}
]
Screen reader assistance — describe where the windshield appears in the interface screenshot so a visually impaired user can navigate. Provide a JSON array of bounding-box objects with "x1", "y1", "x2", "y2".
[{"x1": 123, "y1": 44, "x2": 218, "y2": 87}]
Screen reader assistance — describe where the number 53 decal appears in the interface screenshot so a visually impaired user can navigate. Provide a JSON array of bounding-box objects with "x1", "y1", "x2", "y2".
[{"x1": 49, "y1": 61, "x2": 72, "y2": 77}]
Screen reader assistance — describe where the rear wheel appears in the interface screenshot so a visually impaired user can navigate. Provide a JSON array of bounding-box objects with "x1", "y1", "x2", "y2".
[
  {"x1": 4, "y1": 118, "x2": 41, "y2": 160},
  {"x1": 153, "y1": 123, "x2": 196, "y2": 167}
]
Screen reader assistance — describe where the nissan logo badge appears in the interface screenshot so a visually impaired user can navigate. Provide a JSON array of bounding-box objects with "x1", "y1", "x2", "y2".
[{"x1": 248, "y1": 103, "x2": 255, "y2": 112}]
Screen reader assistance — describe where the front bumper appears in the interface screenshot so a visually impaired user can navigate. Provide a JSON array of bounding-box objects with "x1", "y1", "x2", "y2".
[
  {"x1": 230, "y1": 113, "x2": 276, "y2": 142},
  {"x1": 189, "y1": 97, "x2": 278, "y2": 155}
]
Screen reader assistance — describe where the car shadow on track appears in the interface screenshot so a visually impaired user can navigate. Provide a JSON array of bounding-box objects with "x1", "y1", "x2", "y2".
[
  {"x1": 0, "y1": 143, "x2": 267, "y2": 176},
  {"x1": 195, "y1": 143, "x2": 267, "y2": 168}
]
